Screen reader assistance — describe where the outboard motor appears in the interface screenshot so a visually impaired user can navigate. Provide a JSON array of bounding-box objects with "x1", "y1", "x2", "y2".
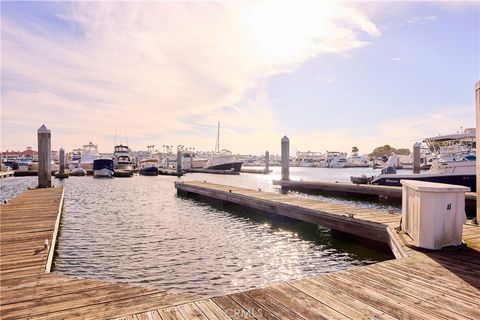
[{"x1": 381, "y1": 166, "x2": 397, "y2": 175}]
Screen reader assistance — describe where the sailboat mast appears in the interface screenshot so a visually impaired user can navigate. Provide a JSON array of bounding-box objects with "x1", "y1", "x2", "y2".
[{"x1": 215, "y1": 122, "x2": 220, "y2": 153}]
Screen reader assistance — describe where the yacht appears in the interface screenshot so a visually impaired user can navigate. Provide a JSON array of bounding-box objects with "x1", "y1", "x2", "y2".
[
  {"x1": 294, "y1": 151, "x2": 324, "y2": 167},
  {"x1": 93, "y1": 159, "x2": 114, "y2": 178},
  {"x1": 80, "y1": 142, "x2": 100, "y2": 171},
  {"x1": 139, "y1": 159, "x2": 159, "y2": 176},
  {"x1": 204, "y1": 122, "x2": 243, "y2": 172},
  {"x1": 325, "y1": 152, "x2": 348, "y2": 168},
  {"x1": 113, "y1": 144, "x2": 134, "y2": 175},
  {"x1": 369, "y1": 129, "x2": 476, "y2": 191}
]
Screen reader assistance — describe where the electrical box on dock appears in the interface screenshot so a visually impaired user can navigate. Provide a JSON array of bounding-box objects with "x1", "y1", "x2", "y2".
[{"x1": 401, "y1": 180, "x2": 469, "y2": 250}]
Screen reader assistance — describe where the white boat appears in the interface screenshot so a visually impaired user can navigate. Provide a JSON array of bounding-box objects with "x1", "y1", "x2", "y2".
[
  {"x1": 294, "y1": 151, "x2": 325, "y2": 167},
  {"x1": 113, "y1": 144, "x2": 134, "y2": 173},
  {"x1": 70, "y1": 167, "x2": 87, "y2": 176},
  {"x1": 80, "y1": 142, "x2": 100, "y2": 171},
  {"x1": 325, "y1": 151, "x2": 348, "y2": 168},
  {"x1": 93, "y1": 159, "x2": 114, "y2": 178},
  {"x1": 369, "y1": 129, "x2": 476, "y2": 191}
]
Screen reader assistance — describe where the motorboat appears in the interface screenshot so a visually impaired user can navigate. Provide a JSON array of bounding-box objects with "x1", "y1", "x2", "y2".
[
  {"x1": 325, "y1": 152, "x2": 348, "y2": 168},
  {"x1": 204, "y1": 154, "x2": 243, "y2": 172},
  {"x1": 113, "y1": 144, "x2": 133, "y2": 176},
  {"x1": 204, "y1": 122, "x2": 243, "y2": 172},
  {"x1": 80, "y1": 142, "x2": 100, "y2": 171},
  {"x1": 294, "y1": 151, "x2": 324, "y2": 167},
  {"x1": 139, "y1": 159, "x2": 159, "y2": 176},
  {"x1": 93, "y1": 159, "x2": 114, "y2": 178},
  {"x1": 70, "y1": 167, "x2": 87, "y2": 176},
  {"x1": 368, "y1": 129, "x2": 476, "y2": 191}
]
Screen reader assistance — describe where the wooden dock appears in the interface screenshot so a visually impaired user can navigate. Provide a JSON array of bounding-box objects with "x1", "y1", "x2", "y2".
[
  {"x1": 2, "y1": 183, "x2": 479, "y2": 319},
  {"x1": 149, "y1": 181, "x2": 479, "y2": 320},
  {"x1": 0, "y1": 171, "x2": 14, "y2": 178},
  {"x1": 0, "y1": 187, "x2": 197, "y2": 320},
  {"x1": 274, "y1": 179, "x2": 476, "y2": 205}
]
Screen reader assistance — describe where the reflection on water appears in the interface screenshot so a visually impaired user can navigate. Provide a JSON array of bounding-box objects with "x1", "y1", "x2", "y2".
[{"x1": 2, "y1": 168, "x2": 395, "y2": 296}]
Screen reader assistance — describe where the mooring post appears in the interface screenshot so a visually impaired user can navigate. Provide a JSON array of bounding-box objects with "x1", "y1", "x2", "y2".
[
  {"x1": 475, "y1": 81, "x2": 480, "y2": 224},
  {"x1": 177, "y1": 150, "x2": 182, "y2": 173},
  {"x1": 59, "y1": 148, "x2": 65, "y2": 174},
  {"x1": 265, "y1": 150, "x2": 270, "y2": 172},
  {"x1": 38, "y1": 125, "x2": 52, "y2": 188},
  {"x1": 281, "y1": 136, "x2": 289, "y2": 181},
  {"x1": 413, "y1": 142, "x2": 421, "y2": 174}
]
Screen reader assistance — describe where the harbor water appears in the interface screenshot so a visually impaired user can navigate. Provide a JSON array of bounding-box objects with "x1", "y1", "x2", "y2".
[{"x1": 1, "y1": 167, "x2": 395, "y2": 296}]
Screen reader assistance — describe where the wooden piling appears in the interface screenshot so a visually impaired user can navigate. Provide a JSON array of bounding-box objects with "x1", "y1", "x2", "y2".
[
  {"x1": 176, "y1": 150, "x2": 182, "y2": 174},
  {"x1": 476, "y1": 80, "x2": 480, "y2": 224},
  {"x1": 265, "y1": 150, "x2": 269, "y2": 172},
  {"x1": 281, "y1": 136, "x2": 289, "y2": 181},
  {"x1": 37, "y1": 125, "x2": 52, "y2": 188},
  {"x1": 59, "y1": 148, "x2": 65, "y2": 173},
  {"x1": 413, "y1": 142, "x2": 421, "y2": 174}
]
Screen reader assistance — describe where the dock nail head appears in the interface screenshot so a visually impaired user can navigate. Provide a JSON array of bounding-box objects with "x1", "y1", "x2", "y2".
[
  {"x1": 229, "y1": 189, "x2": 232, "y2": 193},
  {"x1": 258, "y1": 188, "x2": 262, "y2": 192}
]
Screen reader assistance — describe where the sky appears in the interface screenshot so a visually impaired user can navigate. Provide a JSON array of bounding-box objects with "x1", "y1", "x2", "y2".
[{"x1": 1, "y1": 1, "x2": 479, "y2": 155}]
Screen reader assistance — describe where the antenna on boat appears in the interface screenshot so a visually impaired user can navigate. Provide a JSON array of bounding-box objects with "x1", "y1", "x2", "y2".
[
  {"x1": 125, "y1": 131, "x2": 129, "y2": 147},
  {"x1": 215, "y1": 122, "x2": 220, "y2": 153},
  {"x1": 114, "y1": 128, "x2": 117, "y2": 147}
]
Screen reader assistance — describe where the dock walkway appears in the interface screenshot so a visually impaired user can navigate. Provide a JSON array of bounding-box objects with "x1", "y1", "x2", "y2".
[
  {"x1": 0, "y1": 188, "x2": 196, "y2": 320},
  {"x1": 137, "y1": 181, "x2": 479, "y2": 320},
  {"x1": 1, "y1": 184, "x2": 479, "y2": 319}
]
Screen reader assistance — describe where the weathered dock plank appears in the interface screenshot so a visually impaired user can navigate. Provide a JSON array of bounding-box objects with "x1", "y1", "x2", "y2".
[
  {"x1": 129, "y1": 181, "x2": 478, "y2": 320},
  {"x1": 0, "y1": 188, "x2": 198, "y2": 320}
]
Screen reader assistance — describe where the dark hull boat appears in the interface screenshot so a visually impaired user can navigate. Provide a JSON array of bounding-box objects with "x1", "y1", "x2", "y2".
[
  {"x1": 205, "y1": 161, "x2": 243, "y2": 173},
  {"x1": 93, "y1": 159, "x2": 114, "y2": 178},
  {"x1": 371, "y1": 173, "x2": 476, "y2": 192},
  {"x1": 140, "y1": 166, "x2": 159, "y2": 176}
]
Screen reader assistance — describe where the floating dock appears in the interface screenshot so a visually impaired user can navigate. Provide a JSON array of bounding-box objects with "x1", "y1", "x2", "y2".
[
  {"x1": 240, "y1": 168, "x2": 272, "y2": 174},
  {"x1": 2, "y1": 183, "x2": 479, "y2": 319},
  {"x1": 184, "y1": 168, "x2": 239, "y2": 175},
  {"x1": 274, "y1": 179, "x2": 476, "y2": 205},
  {"x1": 0, "y1": 187, "x2": 196, "y2": 319},
  {"x1": 0, "y1": 171, "x2": 14, "y2": 178}
]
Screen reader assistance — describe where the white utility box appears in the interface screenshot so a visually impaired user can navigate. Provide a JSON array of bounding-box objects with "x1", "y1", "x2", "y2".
[{"x1": 401, "y1": 180, "x2": 469, "y2": 250}]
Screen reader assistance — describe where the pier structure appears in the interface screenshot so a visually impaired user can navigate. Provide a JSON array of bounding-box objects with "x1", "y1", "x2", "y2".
[
  {"x1": 281, "y1": 135, "x2": 289, "y2": 181},
  {"x1": 37, "y1": 125, "x2": 51, "y2": 188},
  {"x1": 0, "y1": 188, "x2": 196, "y2": 319},
  {"x1": 413, "y1": 142, "x2": 421, "y2": 174},
  {"x1": 54, "y1": 148, "x2": 69, "y2": 179},
  {"x1": 177, "y1": 149, "x2": 182, "y2": 174},
  {"x1": 1, "y1": 182, "x2": 479, "y2": 319},
  {"x1": 265, "y1": 150, "x2": 269, "y2": 172}
]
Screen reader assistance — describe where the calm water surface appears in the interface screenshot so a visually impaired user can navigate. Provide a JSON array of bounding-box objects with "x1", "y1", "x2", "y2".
[{"x1": 1, "y1": 167, "x2": 395, "y2": 296}]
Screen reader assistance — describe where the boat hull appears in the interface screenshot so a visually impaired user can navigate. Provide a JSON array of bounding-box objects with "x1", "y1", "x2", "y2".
[
  {"x1": 70, "y1": 168, "x2": 87, "y2": 176},
  {"x1": 94, "y1": 168, "x2": 114, "y2": 178},
  {"x1": 371, "y1": 174, "x2": 476, "y2": 192},
  {"x1": 140, "y1": 167, "x2": 158, "y2": 176},
  {"x1": 205, "y1": 161, "x2": 243, "y2": 173}
]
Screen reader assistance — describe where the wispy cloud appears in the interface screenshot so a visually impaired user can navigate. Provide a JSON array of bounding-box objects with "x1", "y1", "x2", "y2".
[
  {"x1": 1, "y1": 1, "x2": 380, "y2": 153},
  {"x1": 406, "y1": 15, "x2": 437, "y2": 25},
  {"x1": 316, "y1": 75, "x2": 336, "y2": 83},
  {"x1": 391, "y1": 57, "x2": 403, "y2": 62}
]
